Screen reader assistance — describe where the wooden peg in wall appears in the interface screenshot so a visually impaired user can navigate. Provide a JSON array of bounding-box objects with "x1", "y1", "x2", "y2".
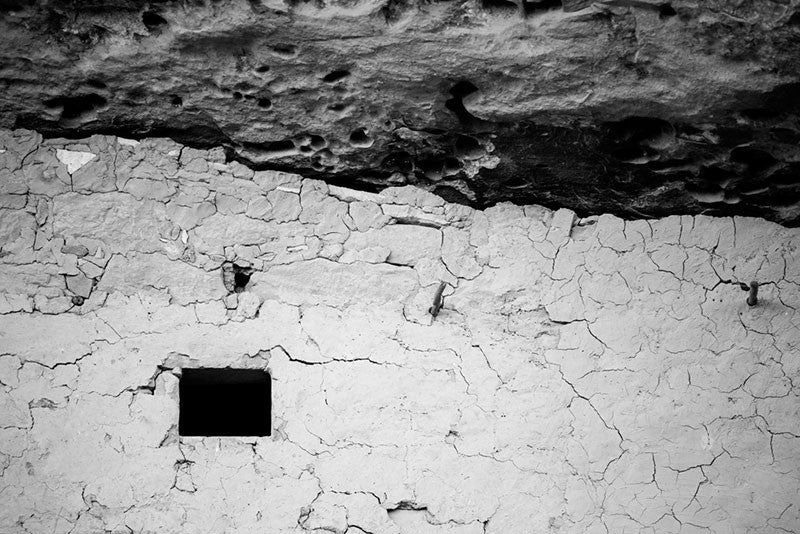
[
  {"x1": 747, "y1": 281, "x2": 759, "y2": 306},
  {"x1": 429, "y1": 281, "x2": 447, "y2": 318}
]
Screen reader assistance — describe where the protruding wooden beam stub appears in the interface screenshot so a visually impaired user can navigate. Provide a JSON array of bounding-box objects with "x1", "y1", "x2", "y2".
[
  {"x1": 747, "y1": 281, "x2": 759, "y2": 306},
  {"x1": 429, "y1": 282, "x2": 447, "y2": 318}
]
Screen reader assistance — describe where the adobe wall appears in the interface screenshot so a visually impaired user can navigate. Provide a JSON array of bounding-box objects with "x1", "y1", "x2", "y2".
[{"x1": 1, "y1": 129, "x2": 799, "y2": 533}]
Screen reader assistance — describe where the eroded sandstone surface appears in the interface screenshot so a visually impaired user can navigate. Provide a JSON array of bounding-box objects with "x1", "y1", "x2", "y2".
[
  {"x1": 0, "y1": 128, "x2": 799, "y2": 532},
  {"x1": 2, "y1": 1, "x2": 800, "y2": 223}
]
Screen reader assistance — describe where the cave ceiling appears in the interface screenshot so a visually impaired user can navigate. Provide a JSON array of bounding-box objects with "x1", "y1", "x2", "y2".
[{"x1": 2, "y1": 0, "x2": 800, "y2": 223}]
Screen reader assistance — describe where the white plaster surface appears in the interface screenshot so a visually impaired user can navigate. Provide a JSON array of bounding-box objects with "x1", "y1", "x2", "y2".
[{"x1": 0, "y1": 128, "x2": 799, "y2": 533}]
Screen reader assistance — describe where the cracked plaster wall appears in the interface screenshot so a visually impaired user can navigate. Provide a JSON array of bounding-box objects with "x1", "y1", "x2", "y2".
[{"x1": 0, "y1": 128, "x2": 799, "y2": 533}]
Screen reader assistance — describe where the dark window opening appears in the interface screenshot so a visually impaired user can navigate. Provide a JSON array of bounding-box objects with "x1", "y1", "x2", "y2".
[{"x1": 179, "y1": 368, "x2": 271, "y2": 437}]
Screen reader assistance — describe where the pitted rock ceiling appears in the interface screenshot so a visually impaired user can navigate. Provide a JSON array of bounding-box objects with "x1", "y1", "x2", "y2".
[{"x1": 2, "y1": 0, "x2": 800, "y2": 223}]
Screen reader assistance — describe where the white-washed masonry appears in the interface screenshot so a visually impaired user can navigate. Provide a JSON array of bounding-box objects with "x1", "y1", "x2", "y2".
[{"x1": 0, "y1": 128, "x2": 799, "y2": 533}]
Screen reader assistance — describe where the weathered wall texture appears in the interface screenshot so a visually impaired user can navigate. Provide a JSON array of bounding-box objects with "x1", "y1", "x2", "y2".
[{"x1": 1, "y1": 128, "x2": 799, "y2": 533}]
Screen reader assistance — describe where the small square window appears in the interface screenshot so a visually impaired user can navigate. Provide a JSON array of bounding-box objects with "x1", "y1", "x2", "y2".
[{"x1": 179, "y1": 368, "x2": 271, "y2": 437}]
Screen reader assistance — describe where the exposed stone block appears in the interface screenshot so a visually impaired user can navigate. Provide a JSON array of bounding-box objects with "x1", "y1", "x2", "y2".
[{"x1": 65, "y1": 273, "x2": 93, "y2": 298}]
